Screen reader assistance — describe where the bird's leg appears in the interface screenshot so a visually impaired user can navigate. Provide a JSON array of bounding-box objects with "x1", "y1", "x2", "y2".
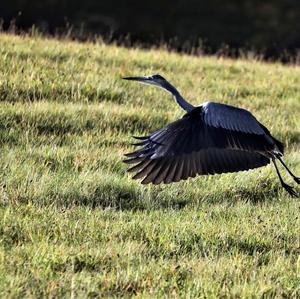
[
  {"x1": 276, "y1": 156, "x2": 300, "y2": 184},
  {"x1": 272, "y1": 159, "x2": 298, "y2": 197}
]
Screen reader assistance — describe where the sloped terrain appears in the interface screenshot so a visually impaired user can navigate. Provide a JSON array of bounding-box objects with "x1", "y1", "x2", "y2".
[{"x1": 0, "y1": 34, "x2": 299, "y2": 298}]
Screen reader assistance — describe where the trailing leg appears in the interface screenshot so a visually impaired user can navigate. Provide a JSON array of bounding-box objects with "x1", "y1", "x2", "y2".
[
  {"x1": 272, "y1": 158, "x2": 298, "y2": 197},
  {"x1": 277, "y1": 156, "x2": 300, "y2": 184}
]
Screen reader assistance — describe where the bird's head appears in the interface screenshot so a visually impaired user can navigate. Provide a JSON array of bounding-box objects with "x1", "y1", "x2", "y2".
[
  {"x1": 123, "y1": 73, "x2": 194, "y2": 112},
  {"x1": 123, "y1": 74, "x2": 167, "y2": 88}
]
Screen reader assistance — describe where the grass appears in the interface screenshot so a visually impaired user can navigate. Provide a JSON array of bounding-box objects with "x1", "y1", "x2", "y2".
[{"x1": 0, "y1": 33, "x2": 299, "y2": 298}]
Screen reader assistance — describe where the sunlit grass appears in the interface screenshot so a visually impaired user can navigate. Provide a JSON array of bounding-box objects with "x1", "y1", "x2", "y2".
[{"x1": 0, "y1": 33, "x2": 299, "y2": 298}]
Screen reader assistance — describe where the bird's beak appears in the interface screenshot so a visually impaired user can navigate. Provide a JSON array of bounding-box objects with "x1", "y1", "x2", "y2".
[{"x1": 122, "y1": 76, "x2": 149, "y2": 82}]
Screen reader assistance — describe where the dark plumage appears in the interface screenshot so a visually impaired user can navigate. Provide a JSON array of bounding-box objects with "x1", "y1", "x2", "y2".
[{"x1": 123, "y1": 74, "x2": 299, "y2": 196}]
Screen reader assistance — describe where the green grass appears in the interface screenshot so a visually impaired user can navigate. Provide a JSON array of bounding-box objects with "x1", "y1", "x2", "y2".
[{"x1": 0, "y1": 33, "x2": 299, "y2": 298}]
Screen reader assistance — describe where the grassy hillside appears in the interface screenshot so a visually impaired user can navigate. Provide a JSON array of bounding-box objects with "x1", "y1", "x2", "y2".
[{"x1": 0, "y1": 33, "x2": 299, "y2": 298}]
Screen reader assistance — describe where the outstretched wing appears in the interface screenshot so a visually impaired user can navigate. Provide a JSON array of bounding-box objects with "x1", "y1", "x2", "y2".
[
  {"x1": 202, "y1": 101, "x2": 265, "y2": 134},
  {"x1": 124, "y1": 103, "x2": 274, "y2": 184},
  {"x1": 202, "y1": 101, "x2": 284, "y2": 154}
]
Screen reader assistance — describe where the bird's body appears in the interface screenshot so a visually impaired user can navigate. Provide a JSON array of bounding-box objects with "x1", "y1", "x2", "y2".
[{"x1": 123, "y1": 74, "x2": 299, "y2": 196}]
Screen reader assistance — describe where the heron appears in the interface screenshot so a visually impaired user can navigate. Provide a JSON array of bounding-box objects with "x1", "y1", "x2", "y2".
[{"x1": 123, "y1": 74, "x2": 299, "y2": 197}]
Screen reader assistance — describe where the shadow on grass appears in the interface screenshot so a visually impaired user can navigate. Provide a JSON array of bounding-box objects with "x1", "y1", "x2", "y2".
[
  {"x1": 174, "y1": 235, "x2": 273, "y2": 258},
  {"x1": 205, "y1": 177, "x2": 286, "y2": 205},
  {"x1": 31, "y1": 175, "x2": 287, "y2": 211},
  {"x1": 34, "y1": 180, "x2": 189, "y2": 211},
  {"x1": 195, "y1": 234, "x2": 297, "y2": 259},
  {"x1": 217, "y1": 236, "x2": 272, "y2": 256},
  {"x1": 215, "y1": 187, "x2": 278, "y2": 204}
]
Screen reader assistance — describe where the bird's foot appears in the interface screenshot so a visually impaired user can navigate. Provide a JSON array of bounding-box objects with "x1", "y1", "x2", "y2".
[
  {"x1": 293, "y1": 176, "x2": 300, "y2": 185},
  {"x1": 282, "y1": 183, "x2": 298, "y2": 197}
]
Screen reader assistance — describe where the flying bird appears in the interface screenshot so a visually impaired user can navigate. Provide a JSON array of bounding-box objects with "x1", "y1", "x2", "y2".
[{"x1": 123, "y1": 74, "x2": 299, "y2": 197}]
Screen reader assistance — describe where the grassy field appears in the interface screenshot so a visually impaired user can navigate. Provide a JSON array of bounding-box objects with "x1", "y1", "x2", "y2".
[{"x1": 0, "y1": 33, "x2": 299, "y2": 298}]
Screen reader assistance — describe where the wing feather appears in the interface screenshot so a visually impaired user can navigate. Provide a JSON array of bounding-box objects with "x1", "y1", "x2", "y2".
[
  {"x1": 127, "y1": 158, "x2": 151, "y2": 173},
  {"x1": 141, "y1": 161, "x2": 164, "y2": 184},
  {"x1": 202, "y1": 101, "x2": 265, "y2": 134},
  {"x1": 173, "y1": 159, "x2": 184, "y2": 182},
  {"x1": 152, "y1": 159, "x2": 172, "y2": 185},
  {"x1": 125, "y1": 104, "x2": 279, "y2": 184},
  {"x1": 132, "y1": 160, "x2": 156, "y2": 180},
  {"x1": 164, "y1": 159, "x2": 178, "y2": 184}
]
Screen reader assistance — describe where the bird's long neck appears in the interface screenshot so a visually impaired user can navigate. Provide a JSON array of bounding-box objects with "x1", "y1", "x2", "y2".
[{"x1": 163, "y1": 81, "x2": 194, "y2": 112}]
